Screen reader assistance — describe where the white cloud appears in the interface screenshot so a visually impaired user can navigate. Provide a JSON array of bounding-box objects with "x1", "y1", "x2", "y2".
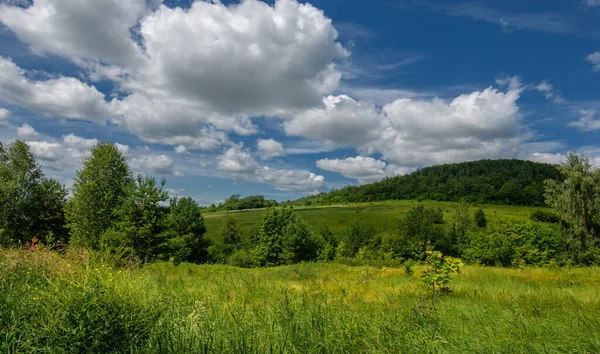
[
  {"x1": 115, "y1": 143, "x2": 130, "y2": 156},
  {"x1": 365, "y1": 84, "x2": 524, "y2": 166},
  {"x1": 567, "y1": 110, "x2": 600, "y2": 131},
  {"x1": 257, "y1": 138, "x2": 285, "y2": 160},
  {"x1": 535, "y1": 81, "x2": 564, "y2": 104},
  {"x1": 317, "y1": 156, "x2": 414, "y2": 183},
  {"x1": 284, "y1": 95, "x2": 382, "y2": 146},
  {"x1": 217, "y1": 145, "x2": 260, "y2": 174},
  {"x1": 586, "y1": 52, "x2": 600, "y2": 72},
  {"x1": 217, "y1": 144, "x2": 324, "y2": 191},
  {"x1": 0, "y1": 108, "x2": 9, "y2": 126},
  {"x1": 174, "y1": 145, "x2": 188, "y2": 154},
  {"x1": 0, "y1": 0, "x2": 150, "y2": 65},
  {"x1": 257, "y1": 166, "x2": 324, "y2": 191},
  {"x1": 0, "y1": 57, "x2": 112, "y2": 122},
  {"x1": 173, "y1": 171, "x2": 184, "y2": 177},
  {"x1": 17, "y1": 123, "x2": 40, "y2": 140},
  {"x1": 317, "y1": 156, "x2": 387, "y2": 183},
  {"x1": 527, "y1": 152, "x2": 565, "y2": 165},
  {"x1": 130, "y1": 154, "x2": 174, "y2": 175},
  {"x1": 62, "y1": 133, "x2": 98, "y2": 150},
  {"x1": 28, "y1": 141, "x2": 63, "y2": 161},
  {"x1": 135, "y1": 0, "x2": 347, "y2": 117}
]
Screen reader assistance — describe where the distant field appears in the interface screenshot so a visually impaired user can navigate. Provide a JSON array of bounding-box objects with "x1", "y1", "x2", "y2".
[
  {"x1": 203, "y1": 200, "x2": 544, "y2": 240},
  {"x1": 3, "y1": 248, "x2": 599, "y2": 352}
]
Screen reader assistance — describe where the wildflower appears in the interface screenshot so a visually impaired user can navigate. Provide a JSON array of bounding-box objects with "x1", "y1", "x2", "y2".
[{"x1": 33, "y1": 297, "x2": 40, "y2": 301}]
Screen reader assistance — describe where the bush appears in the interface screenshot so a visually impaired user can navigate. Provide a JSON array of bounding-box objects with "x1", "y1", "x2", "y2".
[
  {"x1": 463, "y1": 218, "x2": 565, "y2": 266},
  {"x1": 228, "y1": 249, "x2": 254, "y2": 268},
  {"x1": 530, "y1": 210, "x2": 560, "y2": 223},
  {"x1": 474, "y1": 208, "x2": 487, "y2": 228}
]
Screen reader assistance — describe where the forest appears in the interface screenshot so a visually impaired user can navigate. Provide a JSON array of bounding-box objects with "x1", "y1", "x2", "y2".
[{"x1": 289, "y1": 159, "x2": 562, "y2": 207}]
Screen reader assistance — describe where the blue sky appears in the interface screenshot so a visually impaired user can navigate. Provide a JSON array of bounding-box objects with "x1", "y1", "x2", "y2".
[{"x1": 0, "y1": 0, "x2": 599, "y2": 205}]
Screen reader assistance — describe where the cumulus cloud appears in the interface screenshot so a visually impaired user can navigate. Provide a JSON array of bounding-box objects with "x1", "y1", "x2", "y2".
[
  {"x1": 0, "y1": 108, "x2": 9, "y2": 126},
  {"x1": 284, "y1": 95, "x2": 382, "y2": 146},
  {"x1": 135, "y1": 0, "x2": 347, "y2": 117},
  {"x1": 17, "y1": 123, "x2": 41, "y2": 140},
  {"x1": 257, "y1": 167, "x2": 325, "y2": 191},
  {"x1": 130, "y1": 154, "x2": 175, "y2": 175},
  {"x1": 568, "y1": 110, "x2": 600, "y2": 132},
  {"x1": 586, "y1": 52, "x2": 600, "y2": 72},
  {"x1": 317, "y1": 156, "x2": 414, "y2": 183},
  {"x1": 365, "y1": 84, "x2": 524, "y2": 166},
  {"x1": 217, "y1": 146, "x2": 260, "y2": 174},
  {"x1": 28, "y1": 140, "x2": 63, "y2": 161},
  {"x1": 217, "y1": 144, "x2": 324, "y2": 191},
  {"x1": 0, "y1": 57, "x2": 112, "y2": 122},
  {"x1": 0, "y1": 0, "x2": 150, "y2": 65},
  {"x1": 257, "y1": 138, "x2": 285, "y2": 160},
  {"x1": 174, "y1": 145, "x2": 189, "y2": 154}
]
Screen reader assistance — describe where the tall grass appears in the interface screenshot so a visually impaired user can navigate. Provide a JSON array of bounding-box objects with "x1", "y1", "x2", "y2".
[{"x1": 2, "y1": 246, "x2": 599, "y2": 353}]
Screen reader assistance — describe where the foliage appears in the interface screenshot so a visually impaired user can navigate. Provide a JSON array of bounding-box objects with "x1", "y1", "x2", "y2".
[
  {"x1": 202, "y1": 194, "x2": 278, "y2": 212},
  {"x1": 105, "y1": 175, "x2": 169, "y2": 261},
  {"x1": 0, "y1": 141, "x2": 67, "y2": 246},
  {"x1": 66, "y1": 142, "x2": 131, "y2": 250},
  {"x1": 474, "y1": 208, "x2": 487, "y2": 228},
  {"x1": 544, "y1": 152, "x2": 600, "y2": 264},
  {"x1": 343, "y1": 219, "x2": 377, "y2": 256},
  {"x1": 209, "y1": 215, "x2": 242, "y2": 263},
  {"x1": 288, "y1": 159, "x2": 561, "y2": 207},
  {"x1": 164, "y1": 196, "x2": 208, "y2": 265},
  {"x1": 399, "y1": 205, "x2": 445, "y2": 260},
  {"x1": 530, "y1": 210, "x2": 560, "y2": 223},
  {"x1": 420, "y1": 251, "x2": 463, "y2": 296},
  {"x1": 463, "y1": 218, "x2": 565, "y2": 267}
]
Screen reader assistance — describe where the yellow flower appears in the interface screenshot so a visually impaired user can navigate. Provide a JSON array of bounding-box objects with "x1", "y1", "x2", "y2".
[{"x1": 33, "y1": 297, "x2": 40, "y2": 301}]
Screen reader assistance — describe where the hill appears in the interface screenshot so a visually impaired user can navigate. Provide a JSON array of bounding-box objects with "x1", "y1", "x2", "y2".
[{"x1": 289, "y1": 159, "x2": 561, "y2": 207}]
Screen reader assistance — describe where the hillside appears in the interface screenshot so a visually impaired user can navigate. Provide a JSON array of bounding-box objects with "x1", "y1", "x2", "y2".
[{"x1": 289, "y1": 159, "x2": 561, "y2": 207}]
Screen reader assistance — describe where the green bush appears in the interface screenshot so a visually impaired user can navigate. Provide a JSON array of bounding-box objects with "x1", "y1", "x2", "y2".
[
  {"x1": 463, "y1": 218, "x2": 565, "y2": 266},
  {"x1": 530, "y1": 210, "x2": 560, "y2": 223}
]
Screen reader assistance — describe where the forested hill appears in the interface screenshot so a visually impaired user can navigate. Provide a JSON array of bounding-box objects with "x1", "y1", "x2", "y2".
[{"x1": 290, "y1": 159, "x2": 562, "y2": 207}]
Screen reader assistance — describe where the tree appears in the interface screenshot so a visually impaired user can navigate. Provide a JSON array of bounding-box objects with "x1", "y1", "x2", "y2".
[
  {"x1": 209, "y1": 215, "x2": 241, "y2": 263},
  {"x1": 66, "y1": 142, "x2": 131, "y2": 249},
  {"x1": 443, "y1": 203, "x2": 472, "y2": 256},
  {"x1": 106, "y1": 175, "x2": 169, "y2": 261},
  {"x1": 544, "y1": 153, "x2": 600, "y2": 263},
  {"x1": 399, "y1": 205, "x2": 445, "y2": 260},
  {"x1": 165, "y1": 196, "x2": 209, "y2": 264},
  {"x1": 253, "y1": 207, "x2": 293, "y2": 266},
  {"x1": 280, "y1": 215, "x2": 320, "y2": 264},
  {"x1": 474, "y1": 208, "x2": 487, "y2": 228},
  {"x1": 0, "y1": 141, "x2": 67, "y2": 246}
]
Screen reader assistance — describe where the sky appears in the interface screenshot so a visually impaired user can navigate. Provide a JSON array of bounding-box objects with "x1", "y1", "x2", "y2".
[{"x1": 0, "y1": 0, "x2": 599, "y2": 205}]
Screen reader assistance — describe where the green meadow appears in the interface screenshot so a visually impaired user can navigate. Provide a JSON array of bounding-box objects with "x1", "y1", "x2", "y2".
[
  {"x1": 2, "y1": 246, "x2": 599, "y2": 353},
  {"x1": 203, "y1": 200, "x2": 542, "y2": 240}
]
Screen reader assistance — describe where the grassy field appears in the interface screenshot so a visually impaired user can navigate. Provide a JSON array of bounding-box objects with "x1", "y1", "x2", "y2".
[
  {"x1": 203, "y1": 200, "x2": 543, "y2": 240},
  {"x1": 2, "y1": 247, "x2": 599, "y2": 353}
]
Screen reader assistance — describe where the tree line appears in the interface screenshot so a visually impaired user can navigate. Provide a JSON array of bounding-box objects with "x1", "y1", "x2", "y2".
[
  {"x1": 1, "y1": 140, "x2": 599, "y2": 267},
  {"x1": 287, "y1": 159, "x2": 562, "y2": 207}
]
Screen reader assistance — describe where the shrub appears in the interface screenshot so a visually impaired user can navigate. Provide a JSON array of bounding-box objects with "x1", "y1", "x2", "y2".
[
  {"x1": 463, "y1": 218, "x2": 565, "y2": 266},
  {"x1": 474, "y1": 208, "x2": 487, "y2": 228},
  {"x1": 420, "y1": 251, "x2": 463, "y2": 296},
  {"x1": 530, "y1": 210, "x2": 560, "y2": 223}
]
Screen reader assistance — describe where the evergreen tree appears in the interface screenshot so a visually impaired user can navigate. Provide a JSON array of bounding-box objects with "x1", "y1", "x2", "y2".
[
  {"x1": 107, "y1": 175, "x2": 169, "y2": 261},
  {"x1": 165, "y1": 196, "x2": 208, "y2": 264},
  {"x1": 66, "y1": 142, "x2": 131, "y2": 249},
  {"x1": 474, "y1": 208, "x2": 487, "y2": 228}
]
